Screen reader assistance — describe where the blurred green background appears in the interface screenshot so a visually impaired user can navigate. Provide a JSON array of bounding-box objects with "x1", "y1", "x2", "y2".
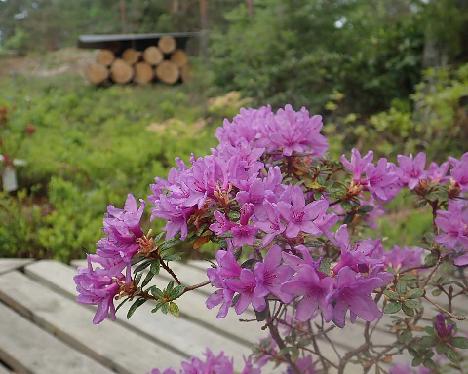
[{"x1": 0, "y1": 0, "x2": 467, "y2": 261}]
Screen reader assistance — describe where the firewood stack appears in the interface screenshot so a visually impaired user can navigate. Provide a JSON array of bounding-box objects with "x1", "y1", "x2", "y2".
[{"x1": 85, "y1": 36, "x2": 191, "y2": 86}]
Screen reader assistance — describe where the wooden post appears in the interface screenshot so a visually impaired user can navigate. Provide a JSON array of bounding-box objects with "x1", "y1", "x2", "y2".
[
  {"x1": 246, "y1": 0, "x2": 254, "y2": 17},
  {"x1": 199, "y1": 0, "x2": 208, "y2": 58}
]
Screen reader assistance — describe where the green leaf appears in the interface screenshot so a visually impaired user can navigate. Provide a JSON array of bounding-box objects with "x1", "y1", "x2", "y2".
[
  {"x1": 407, "y1": 288, "x2": 424, "y2": 298},
  {"x1": 241, "y1": 258, "x2": 256, "y2": 269},
  {"x1": 127, "y1": 298, "x2": 146, "y2": 319},
  {"x1": 163, "y1": 254, "x2": 181, "y2": 261},
  {"x1": 402, "y1": 304, "x2": 415, "y2": 317},
  {"x1": 134, "y1": 260, "x2": 152, "y2": 273},
  {"x1": 424, "y1": 326, "x2": 435, "y2": 336},
  {"x1": 419, "y1": 336, "x2": 434, "y2": 348},
  {"x1": 151, "y1": 300, "x2": 165, "y2": 313},
  {"x1": 404, "y1": 299, "x2": 420, "y2": 309},
  {"x1": 134, "y1": 272, "x2": 143, "y2": 285},
  {"x1": 384, "y1": 290, "x2": 399, "y2": 300},
  {"x1": 171, "y1": 284, "x2": 185, "y2": 298},
  {"x1": 399, "y1": 331, "x2": 412, "y2": 344},
  {"x1": 424, "y1": 253, "x2": 438, "y2": 267},
  {"x1": 169, "y1": 302, "x2": 179, "y2": 317},
  {"x1": 150, "y1": 260, "x2": 160, "y2": 275},
  {"x1": 384, "y1": 302, "x2": 401, "y2": 314},
  {"x1": 431, "y1": 288, "x2": 442, "y2": 296},
  {"x1": 161, "y1": 302, "x2": 169, "y2": 314},
  {"x1": 452, "y1": 337, "x2": 468, "y2": 349},
  {"x1": 445, "y1": 348, "x2": 460, "y2": 363},
  {"x1": 422, "y1": 358, "x2": 436, "y2": 369},
  {"x1": 150, "y1": 286, "x2": 164, "y2": 299},
  {"x1": 319, "y1": 258, "x2": 332, "y2": 274},
  {"x1": 141, "y1": 270, "x2": 154, "y2": 288},
  {"x1": 411, "y1": 356, "x2": 422, "y2": 367},
  {"x1": 396, "y1": 281, "x2": 407, "y2": 294},
  {"x1": 166, "y1": 281, "x2": 175, "y2": 292},
  {"x1": 154, "y1": 232, "x2": 165, "y2": 242}
]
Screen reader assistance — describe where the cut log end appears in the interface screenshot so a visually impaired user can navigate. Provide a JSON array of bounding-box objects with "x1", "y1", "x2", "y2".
[
  {"x1": 122, "y1": 48, "x2": 140, "y2": 65},
  {"x1": 180, "y1": 64, "x2": 192, "y2": 83},
  {"x1": 134, "y1": 62, "x2": 154, "y2": 85},
  {"x1": 143, "y1": 46, "x2": 163, "y2": 65},
  {"x1": 155, "y1": 61, "x2": 179, "y2": 85},
  {"x1": 110, "y1": 59, "x2": 134, "y2": 84},
  {"x1": 96, "y1": 50, "x2": 115, "y2": 66},
  {"x1": 171, "y1": 50, "x2": 188, "y2": 67},
  {"x1": 158, "y1": 36, "x2": 176, "y2": 54},
  {"x1": 85, "y1": 62, "x2": 109, "y2": 85}
]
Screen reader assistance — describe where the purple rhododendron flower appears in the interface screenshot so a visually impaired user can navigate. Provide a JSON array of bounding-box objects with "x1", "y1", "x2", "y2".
[
  {"x1": 209, "y1": 211, "x2": 233, "y2": 235},
  {"x1": 97, "y1": 194, "x2": 144, "y2": 273},
  {"x1": 383, "y1": 246, "x2": 423, "y2": 271},
  {"x1": 426, "y1": 161, "x2": 449, "y2": 183},
  {"x1": 277, "y1": 186, "x2": 329, "y2": 238},
  {"x1": 340, "y1": 148, "x2": 373, "y2": 183},
  {"x1": 231, "y1": 203, "x2": 258, "y2": 247},
  {"x1": 434, "y1": 313, "x2": 455, "y2": 340},
  {"x1": 365, "y1": 158, "x2": 400, "y2": 201},
  {"x1": 282, "y1": 264, "x2": 333, "y2": 321},
  {"x1": 266, "y1": 104, "x2": 328, "y2": 157},
  {"x1": 206, "y1": 250, "x2": 242, "y2": 318},
  {"x1": 331, "y1": 268, "x2": 386, "y2": 327},
  {"x1": 397, "y1": 152, "x2": 426, "y2": 190},
  {"x1": 286, "y1": 355, "x2": 315, "y2": 374},
  {"x1": 74, "y1": 256, "x2": 126, "y2": 324},
  {"x1": 180, "y1": 349, "x2": 234, "y2": 374},
  {"x1": 449, "y1": 152, "x2": 468, "y2": 191},
  {"x1": 226, "y1": 269, "x2": 267, "y2": 314},
  {"x1": 389, "y1": 363, "x2": 431, "y2": 374},
  {"x1": 435, "y1": 200, "x2": 468, "y2": 264},
  {"x1": 254, "y1": 245, "x2": 294, "y2": 302},
  {"x1": 254, "y1": 202, "x2": 286, "y2": 245}
]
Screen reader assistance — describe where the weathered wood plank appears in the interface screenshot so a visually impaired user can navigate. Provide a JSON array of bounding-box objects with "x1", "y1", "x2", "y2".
[
  {"x1": 0, "y1": 259, "x2": 33, "y2": 275},
  {"x1": 0, "y1": 271, "x2": 182, "y2": 374},
  {"x1": 25, "y1": 261, "x2": 256, "y2": 369},
  {"x1": 0, "y1": 302, "x2": 112, "y2": 374},
  {"x1": 0, "y1": 364, "x2": 9, "y2": 374},
  {"x1": 70, "y1": 260, "x2": 263, "y2": 344}
]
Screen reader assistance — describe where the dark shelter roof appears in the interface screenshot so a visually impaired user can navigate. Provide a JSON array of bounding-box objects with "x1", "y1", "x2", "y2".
[{"x1": 78, "y1": 32, "x2": 199, "y2": 52}]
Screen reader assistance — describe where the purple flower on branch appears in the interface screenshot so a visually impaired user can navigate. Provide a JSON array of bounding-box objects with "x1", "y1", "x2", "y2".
[
  {"x1": 277, "y1": 186, "x2": 329, "y2": 238},
  {"x1": 340, "y1": 148, "x2": 373, "y2": 183},
  {"x1": 254, "y1": 245, "x2": 293, "y2": 302},
  {"x1": 281, "y1": 265, "x2": 333, "y2": 321},
  {"x1": 74, "y1": 256, "x2": 125, "y2": 324},
  {"x1": 397, "y1": 152, "x2": 426, "y2": 190},
  {"x1": 331, "y1": 268, "x2": 385, "y2": 327},
  {"x1": 231, "y1": 204, "x2": 258, "y2": 247}
]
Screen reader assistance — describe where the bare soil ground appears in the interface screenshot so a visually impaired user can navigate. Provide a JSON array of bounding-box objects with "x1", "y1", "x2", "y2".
[{"x1": 0, "y1": 48, "x2": 95, "y2": 80}]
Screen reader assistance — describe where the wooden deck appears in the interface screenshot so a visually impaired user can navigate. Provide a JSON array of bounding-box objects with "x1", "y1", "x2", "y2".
[{"x1": 0, "y1": 259, "x2": 465, "y2": 374}]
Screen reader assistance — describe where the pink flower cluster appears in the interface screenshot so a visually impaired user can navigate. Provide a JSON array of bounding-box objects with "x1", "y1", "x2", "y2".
[
  {"x1": 74, "y1": 194, "x2": 145, "y2": 324},
  {"x1": 150, "y1": 349, "x2": 262, "y2": 374}
]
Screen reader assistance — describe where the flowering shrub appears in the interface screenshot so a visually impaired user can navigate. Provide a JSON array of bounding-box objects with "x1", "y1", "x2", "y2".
[{"x1": 74, "y1": 104, "x2": 467, "y2": 373}]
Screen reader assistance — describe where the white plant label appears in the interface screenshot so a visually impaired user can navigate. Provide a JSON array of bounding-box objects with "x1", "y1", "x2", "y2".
[{"x1": 2, "y1": 166, "x2": 18, "y2": 192}]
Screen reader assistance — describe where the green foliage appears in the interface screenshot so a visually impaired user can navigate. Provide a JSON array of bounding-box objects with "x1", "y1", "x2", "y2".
[
  {"x1": 0, "y1": 73, "x2": 216, "y2": 260},
  {"x1": 212, "y1": 0, "x2": 467, "y2": 115}
]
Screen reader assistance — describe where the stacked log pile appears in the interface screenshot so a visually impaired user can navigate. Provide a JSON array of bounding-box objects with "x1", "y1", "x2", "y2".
[{"x1": 85, "y1": 36, "x2": 191, "y2": 86}]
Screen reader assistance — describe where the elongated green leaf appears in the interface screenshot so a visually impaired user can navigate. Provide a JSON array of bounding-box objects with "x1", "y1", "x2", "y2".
[
  {"x1": 141, "y1": 270, "x2": 154, "y2": 288},
  {"x1": 134, "y1": 260, "x2": 152, "y2": 273},
  {"x1": 452, "y1": 337, "x2": 468, "y2": 349},
  {"x1": 169, "y1": 302, "x2": 179, "y2": 317},
  {"x1": 127, "y1": 298, "x2": 146, "y2": 319},
  {"x1": 384, "y1": 302, "x2": 401, "y2": 314},
  {"x1": 150, "y1": 260, "x2": 160, "y2": 275}
]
